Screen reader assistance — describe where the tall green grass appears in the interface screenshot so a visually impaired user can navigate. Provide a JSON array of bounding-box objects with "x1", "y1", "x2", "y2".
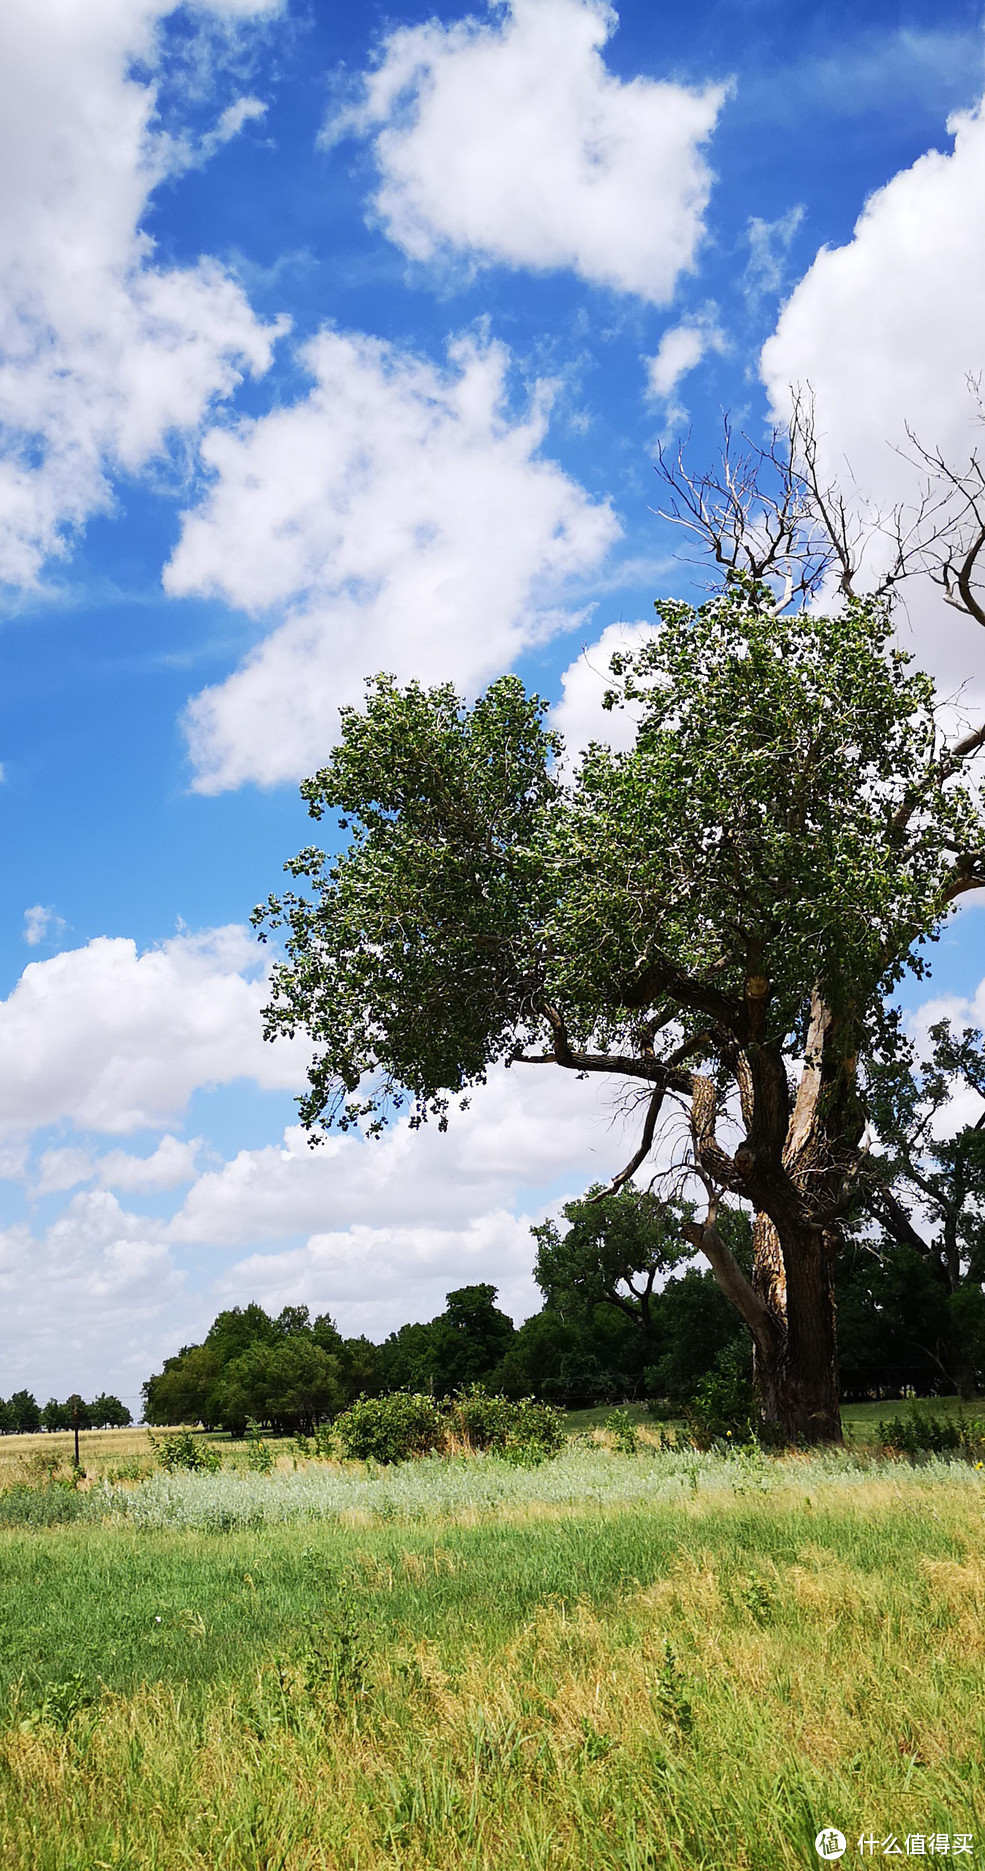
[{"x1": 0, "y1": 1460, "x2": 983, "y2": 1867}]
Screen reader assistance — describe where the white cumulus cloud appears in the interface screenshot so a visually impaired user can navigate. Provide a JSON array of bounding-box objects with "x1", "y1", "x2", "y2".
[
  {"x1": 171, "y1": 1058, "x2": 680, "y2": 1336},
  {"x1": 0, "y1": 1189, "x2": 183, "y2": 1405},
  {"x1": 326, "y1": 0, "x2": 725, "y2": 303},
  {"x1": 552, "y1": 619, "x2": 659, "y2": 757},
  {"x1": 0, "y1": 0, "x2": 285, "y2": 587},
  {"x1": 645, "y1": 319, "x2": 725, "y2": 409},
  {"x1": 169, "y1": 1063, "x2": 638, "y2": 1249},
  {"x1": 761, "y1": 96, "x2": 985, "y2": 699},
  {"x1": 0, "y1": 925, "x2": 307, "y2": 1135},
  {"x1": 34, "y1": 1134, "x2": 203, "y2": 1198},
  {"x1": 170, "y1": 329, "x2": 620, "y2": 791}
]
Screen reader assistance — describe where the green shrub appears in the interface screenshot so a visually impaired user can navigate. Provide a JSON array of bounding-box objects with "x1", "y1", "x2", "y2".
[
  {"x1": 604, "y1": 1409, "x2": 640, "y2": 1455},
  {"x1": 500, "y1": 1397, "x2": 565, "y2": 1465},
  {"x1": 245, "y1": 1421, "x2": 274, "y2": 1473},
  {"x1": 106, "y1": 1458, "x2": 145, "y2": 1484},
  {"x1": 333, "y1": 1393, "x2": 445, "y2": 1464},
  {"x1": 449, "y1": 1388, "x2": 564, "y2": 1462},
  {"x1": 448, "y1": 1387, "x2": 513, "y2": 1451},
  {"x1": 878, "y1": 1407, "x2": 985, "y2": 1459},
  {"x1": 686, "y1": 1344, "x2": 755, "y2": 1445},
  {"x1": 331, "y1": 1389, "x2": 566, "y2": 1466},
  {"x1": 0, "y1": 1484, "x2": 90, "y2": 1527},
  {"x1": 151, "y1": 1430, "x2": 222, "y2": 1473}
]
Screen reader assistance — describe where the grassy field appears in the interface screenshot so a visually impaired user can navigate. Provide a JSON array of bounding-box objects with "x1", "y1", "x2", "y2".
[
  {"x1": 561, "y1": 1393, "x2": 985, "y2": 1443},
  {"x1": 0, "y1": 1445, "x2": 982, "y2": 1869},
  {"x1": 1, "y1": 1390, "x2": 978, "y2": 1489},
  {"x1": 0, "y1": 1424, "x2": 158, "y2": 1489}
]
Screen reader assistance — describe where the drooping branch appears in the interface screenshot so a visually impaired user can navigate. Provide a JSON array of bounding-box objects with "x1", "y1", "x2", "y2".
[
  {"x1": 942, "y1": 863, "x2": 985, "y2": 905},
  {"x1": 944, "y1": 720, "x2": 985, "y2": 771},
  {"x1": 869, "y1": 1182, "x2": 935, "y2": 1260},
  {"x1": 904, "y1": 423, "x2": 985, "y2": 630},
  {"x1": 946, "y1": 520, "x2": 985, "y2": 629}
]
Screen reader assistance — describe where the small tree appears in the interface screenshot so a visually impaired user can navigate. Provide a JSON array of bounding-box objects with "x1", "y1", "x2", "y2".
[
  {"x1": 211, "y1": 1338, "x2": 343, "y2": 1437},
  {"x1": 428, "y1": 1285, "x2": 516, "y2": 1392},
  {"x1": 8, "y1": 1389, "x2": 40, "y2": 1434},
  {"x1": 88, "y1": 1393, "x2": 132, "y2": 1429},
  {"x1": 532, "y1": 1187, "x2": 699, "y2": 1344},
  {"x1": 143, "y1": 1343, "x2": 224, "y2": 1427}
]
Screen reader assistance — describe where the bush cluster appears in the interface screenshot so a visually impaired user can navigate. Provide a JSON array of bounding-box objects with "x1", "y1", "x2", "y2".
[
  {"x1": 332, "y1": 1388, "x2": 565, "y2": 1466},
  {"x1": 151, "y1": 1430, "x2": 222, "y2": 1473},
  {"x1": 878, "y1": 1407, "x2": 985, "y2": 1460},
  {"x1": 0, "y1": 1484, "x2": 90, "y2": 1527}
]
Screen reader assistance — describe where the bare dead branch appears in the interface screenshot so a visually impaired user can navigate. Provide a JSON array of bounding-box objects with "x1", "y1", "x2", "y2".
[
  {"x1": 590, "y1": 1083, "x2": 667, "y2": 1200},
  {"x1": 656, "y1": 388, "x2": 985, "y2": 622}
]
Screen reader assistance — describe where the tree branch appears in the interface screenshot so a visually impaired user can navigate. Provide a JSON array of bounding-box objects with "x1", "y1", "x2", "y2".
[
  {"x1": 783, "y1": 990, "x2": 834, "y2": 1169},
  {"x1": 515, "y1": 1002, "x2": 694, "y2": 1093},
  {"x1": 591, "y1": 1083, "x2": 668, "y2": 1200},
  {"x1": 682, "y1": 1186, "x2": 782, "y2": 1353}
]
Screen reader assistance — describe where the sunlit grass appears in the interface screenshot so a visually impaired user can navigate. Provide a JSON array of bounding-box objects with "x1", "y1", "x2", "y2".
[
  {"x1": 841, "y1": 1394, "x2": 985, "y2": 1441},
  {"x1": 0, "y1": 1458, "x2": 983, "y2": 1867},
  {"x1": 0, "y1": 1425, "x2": 157, "y2": 1490}
]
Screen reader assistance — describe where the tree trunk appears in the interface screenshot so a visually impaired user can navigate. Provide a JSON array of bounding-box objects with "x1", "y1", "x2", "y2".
[{"x1": 752, "y1": 1216, "x2": 841, "y2": 1444}]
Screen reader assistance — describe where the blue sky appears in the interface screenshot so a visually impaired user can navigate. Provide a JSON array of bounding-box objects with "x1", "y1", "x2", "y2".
[{"x1": 1, "y1": 0, "x2": 983, "y2": 1414}]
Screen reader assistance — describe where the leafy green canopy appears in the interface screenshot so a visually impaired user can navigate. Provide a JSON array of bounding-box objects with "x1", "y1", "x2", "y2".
[
  {"x1": 257, "y1": 672, "x2": 562, "y2": 1133},
  {"x1": 256, "y1": 580, "x2": 983, "y2": 1138},
  {"x1": 532, "y1": 1187, "x2": 694, "y2": 1328},
  {"x1": 555, "y1": 584, "x2": 973, "y2": 1054}
]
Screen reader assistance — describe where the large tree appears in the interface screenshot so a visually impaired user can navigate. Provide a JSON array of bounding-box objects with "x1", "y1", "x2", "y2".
[{"x1": 255, "y1": 443, "x2": 985, "y2": 1442}]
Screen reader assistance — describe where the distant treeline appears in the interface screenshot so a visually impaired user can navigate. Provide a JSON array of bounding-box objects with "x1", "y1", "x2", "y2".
[
  {"x1": 141, "y1": 1206, "x2": 966, "y2": 1436},
  {"x1": 0, "y1": 1391, "x2": 132, "y2": 1434}
]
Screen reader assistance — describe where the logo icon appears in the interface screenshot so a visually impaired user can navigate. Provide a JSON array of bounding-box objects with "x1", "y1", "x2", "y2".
[{"x1": 815, "y1": 1831, "x2": 847, "y2": 1861}]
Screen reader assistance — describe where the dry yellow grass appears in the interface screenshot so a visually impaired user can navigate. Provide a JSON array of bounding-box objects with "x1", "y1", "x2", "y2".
[
  {"x1": 0, "y1": 1423, "x2": 156, "y2": 1487},
  {"x1": 0, "y1": 1474, "x2": 981, "y2": 1867}
]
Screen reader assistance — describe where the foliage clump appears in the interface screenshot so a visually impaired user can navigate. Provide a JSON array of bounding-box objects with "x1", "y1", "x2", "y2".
[
  {"x1": 333, "y1": 1393, "x2": 445, "y2": 1464},
  {"x1": 684, "y1": 1343, "x2": 757, "y2": 1446},
  {"x1": 331, "y1": 1389, "x2": 565, "y2": 1466},
  {"x1": 151, "y1": 1430, "x2": 222, "y2": 1474},
  {"x1": 877, "y1": 1406, "x2": 985, "y2": 1460}
]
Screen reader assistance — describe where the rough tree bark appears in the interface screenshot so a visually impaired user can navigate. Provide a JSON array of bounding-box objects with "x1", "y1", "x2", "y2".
[{"x1": 674, "y1": 992, "x2": 851, "y2": 1440}]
